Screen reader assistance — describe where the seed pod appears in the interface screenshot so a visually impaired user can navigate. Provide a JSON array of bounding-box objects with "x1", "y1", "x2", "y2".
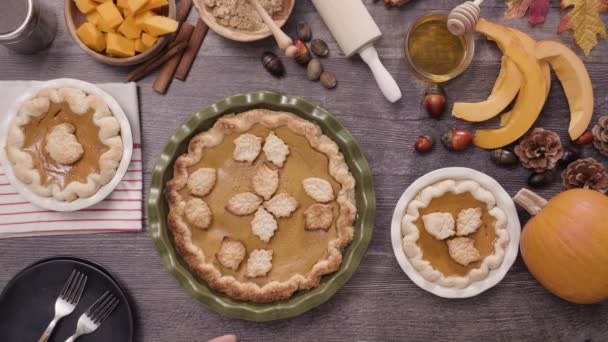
[
  {"x1": 307, "y1": 58, "x2": 323, "y2": 81},
  {"x1": 296, "y1": 22, "x2": 312, "y2": 41},
  {"x1": 311, "y1": 39, "x2": 329, "y2": 57},
  {"x1": 490, "y1": 149, "x2": 518, "y2": 166},
  {"x1": 320, "y1": 71, "x2": 337, "y2": 89},
  {"x1": 414, "y1": 135, "x2": 434, "y2": 153},
  {"x1": 559, "y1": 145, "x2": 581, "y2": 166},
  {"x1": 292, "y1": 39, "x2": 311, "y2": 65},
  {"x1": 575, "y1": 131, "x2": 594, "y2": 145},
  {"x1": 424, "y1": 84, "x2": 446, "y2": 119},
  {"x1": 261, "y1": 52, "x2": 285, "y2": 77},
  {"x1": 528, "y1": 170, "x2": 554, "y2": 188},
  {"x1": 441, "y1": 129, "x2": 473, "y2": 151}
]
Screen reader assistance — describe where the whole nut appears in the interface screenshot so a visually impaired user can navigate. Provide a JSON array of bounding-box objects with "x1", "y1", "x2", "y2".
[
  {"x1": 560, "y1": 145, "x2": 581, "y2": 166},
  {"x1": 490, "y1": 149, "x2": 518, "y2": 166},
  {"x1": 414, "y1": 135, "x2": 434, "y2": 153},
  {"x1": 261, "y1": 51, "x2": 285, "y2": 78},
  {"x1": 320, "y1": 71, "x2": 337, "y2": 89},
  {"x1": 575, "y1": 131, "x2": 594, "y2": 145},
  {"x1": 528, "y1": 170, "x2": 554, "y2": 188},
  {"x1": 296, "y1": 22, "x2": 312, "y2": 41},
  {"x1": 311, "y1": 39, "x2": 329, "y2": 57},
  {"x1": 441, "y1": 129, "x2": 473, "y2": 151},
  {"x1": 292, "y1": 39, "x2": 311, "y2": 65},
  {"x1": 307, "y1": 58, "x2": 323, "y2": 81},
  {"x1": 424, "y1": 84, "x2": 446, "y2": 119}
]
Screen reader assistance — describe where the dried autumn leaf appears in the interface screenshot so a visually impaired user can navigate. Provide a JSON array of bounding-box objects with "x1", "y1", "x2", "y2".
[
  {"x1": 505, "y1": 0, "x2": 549, "y2": 26},
  {"x1": 558, "y1": 0, "x2": 607, "y2": 55}
]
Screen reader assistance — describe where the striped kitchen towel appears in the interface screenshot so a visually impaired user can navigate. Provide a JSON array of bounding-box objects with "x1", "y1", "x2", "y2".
[{"x1": 0, "y1": 81, "x2": 143, "y2": 238}]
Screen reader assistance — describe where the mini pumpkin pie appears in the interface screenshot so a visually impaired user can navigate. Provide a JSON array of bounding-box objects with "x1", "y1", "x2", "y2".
[
  {"x1": 6, "y1": 87, "x2": 123, "y2": 201},
  {"x1": 165, "y1": 109, "x2": 357, "y2": 303},
  {"x1": 401, "y1": 179, "x2": 509, "y2": 288}
]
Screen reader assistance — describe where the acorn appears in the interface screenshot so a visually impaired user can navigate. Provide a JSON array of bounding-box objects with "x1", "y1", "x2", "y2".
[
  {"x1": 414, "y1": 135, "x2": 434, "y2": 153},
  {"x1": 311, "y1": 39, "x2": 329, "y2": 57},
  {"x1": 307, "y1": 58, "x2": 323, "y2": 81},
  {"x1": 528, "y1": 170, "x2": 554, "y2": 188},
  {"x1": 424, "y1": 84, "x2": 446, "y2": 119},
  {"x1": 559, "y1": 145, "x2": 581, "y2": 166},
  {"x1": 490, "y1": 149, "x2": 518, "y2": 166},
  {"x1": 261, "y1": 52, "x2": 285, "y2": 78},
  {"x1": 441, "y1": 129, "x2": 473, "y2": 151},
  {"x1": 320, "y1": 71, "x2": 337, "y2": 89},
  {"x1": 292, "y1": 39, "x2": 311, "y2": 65},
  {"x1": 296, "y1": 22, "x2": 312, "y2": 41},
  {"x1": 575, "y1": 131, "x2": 594, "y2": 145}
]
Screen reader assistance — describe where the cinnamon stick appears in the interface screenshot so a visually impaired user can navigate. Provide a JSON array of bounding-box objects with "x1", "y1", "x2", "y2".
[
  {"x1": 176, "y1": 0, "x2": 193, "y2": 23},
  {"x1": 125, "y1": 41, "x2": 188, "y2": 82},
  {"x1": 152, "y1": 23, "x2": 195, "y2": 94},
  {"x1": 175, "y1": 19, "x2": 208, "y2": 81}
]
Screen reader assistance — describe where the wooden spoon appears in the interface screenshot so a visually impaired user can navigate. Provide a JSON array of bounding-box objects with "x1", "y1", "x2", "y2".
[{"x1": 246, "y1": 0, "x2": 298, "y2": 58}]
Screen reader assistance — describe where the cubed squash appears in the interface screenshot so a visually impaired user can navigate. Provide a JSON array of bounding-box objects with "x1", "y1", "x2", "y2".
[
  {"x1": 96, "y1": 1, "x2": 124, "y2": 28},
  {"x1": 142, "y1": 16, "x2": 177, "y2": 36},
  {"x1": 134, "y1": 11, "x2": 155, "y2": 28},
  {"x1": 128, "y1": 0, "x2": 149, "y2": 13},
  {"x1": 138, "y1": 0, "x2": 168, "y2": 13},
  {"x1": 96, "y1": 15, "x2": 116, "y2": 33},
  {"x1": 74, "y1": 0, "x2": 98, "y2": 14},
  {"x1": 134, "y1": 38, "x2": 148, "y2": 53},
  {"x1": 86, "y1": 11, "x2": 102, "y2": 25},
  {"x1": 118, "y1": 16, "x2": 142, "y2": 39},
  {"x1": 76, "y1": 22, "x2": 106, "y2": 52},
  {"x1": 141, "y1": 32, "x2": 158, "y2": 48},
  {"x1": 106, "y1": 32, "x2": 135, "y2": 57},
  {"x1": 117, "y1": 0, "x2": 129, "y2": 8}
]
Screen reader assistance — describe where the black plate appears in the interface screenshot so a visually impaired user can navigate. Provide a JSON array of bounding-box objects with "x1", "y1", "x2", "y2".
[{"x1": 0, "y1": 257, "x2": 133, "y2": 342}]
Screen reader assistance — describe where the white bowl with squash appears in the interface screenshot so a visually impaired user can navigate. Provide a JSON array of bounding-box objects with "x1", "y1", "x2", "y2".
[{"x1": 65, "y1": 0, "x2": 177, "y2": 66}]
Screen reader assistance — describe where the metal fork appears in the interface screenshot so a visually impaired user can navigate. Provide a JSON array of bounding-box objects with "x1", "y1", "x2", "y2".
[
  {"x1": 64, "y1": 291, "x2": 120, "y2": 342},
  {"x1": 38, "y1": 269, "x2": 88, "y2": 342}
]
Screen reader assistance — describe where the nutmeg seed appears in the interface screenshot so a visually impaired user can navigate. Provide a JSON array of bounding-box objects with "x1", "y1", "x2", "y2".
[
  {"x1": 292, "y1": 39, "x2": 311, "y2": 65},
  {"x1": 528, "y1": 170, "x2": 554, "y2": 188},
  {"x1": 414, "y1": 135, "x2": 434, "y2": 153},
  {"x1": 320, "y1": 71, "x2": 337, "y2": 89},
  {"x1": 490, "y1": 149, "x2": 518, "y2": 166},
  {"x1": 261, "y1": 51, "x2": 285, "y2": 78},
  {"x1": 296, "y1": 22, "x2": 312, "y2": 41},
  {"x1": 424, "y1": 84, "x2": 446, "y2": 119},
  {"x1": 441, "y1": 129, "x2": 473, "y2": 151},
  {"x1": 311, "y1": 39, "x2": 329, "y2": 57},
  {"x1": 307, "y1": 58, "x2": 323, "y2": 81}
]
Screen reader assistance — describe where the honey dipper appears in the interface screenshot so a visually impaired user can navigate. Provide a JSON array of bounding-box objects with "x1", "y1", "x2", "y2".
[{"x1": 447, "y1": 0, "x2": 484, "y2": 36}]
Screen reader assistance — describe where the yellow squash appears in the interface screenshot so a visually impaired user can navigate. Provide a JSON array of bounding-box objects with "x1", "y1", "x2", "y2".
[
  {"x1": 514, "y1": 188, "x2": 608, "y2": 304},
  {"x1": 473, "y1": 20, "x2": 546, "y2": 149},
  {"x1": 535, "y1": 40, "x2": 594, "y2": 140}
]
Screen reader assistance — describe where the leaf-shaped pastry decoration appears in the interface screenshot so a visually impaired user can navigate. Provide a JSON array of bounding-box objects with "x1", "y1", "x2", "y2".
[
  {"x1": 505, "y1": 0, "x2": 550, "y2": 26},
  {"x1": 558, "y1": 0, "x2": 607, "y2": 55}
]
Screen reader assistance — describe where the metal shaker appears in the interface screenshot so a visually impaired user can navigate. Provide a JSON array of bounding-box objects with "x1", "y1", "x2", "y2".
[{"x1": 0, "y1": 0, "x2": 57, "y2": 54}]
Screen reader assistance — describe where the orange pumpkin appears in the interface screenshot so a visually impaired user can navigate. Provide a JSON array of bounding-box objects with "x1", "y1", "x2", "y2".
[{"x1": 514, "y1": 188, "x2": 608, "y2": 304}]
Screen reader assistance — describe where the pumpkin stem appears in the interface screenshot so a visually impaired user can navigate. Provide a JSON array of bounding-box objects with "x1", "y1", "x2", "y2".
[{"x1": 513, "y1": 188, "x2": 548, "y2": 216}]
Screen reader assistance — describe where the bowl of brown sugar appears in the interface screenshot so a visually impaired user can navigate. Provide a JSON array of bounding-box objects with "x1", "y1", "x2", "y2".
[{"x1": 194, "y1": 0, "x2": 295, "y2": 42}]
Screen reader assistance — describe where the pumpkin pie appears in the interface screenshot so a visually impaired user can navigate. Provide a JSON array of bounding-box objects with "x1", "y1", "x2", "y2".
[
  {"x1": 165, "y1": 109, "x2": 357, "y2": 303},
  {"x1": 6, "y1": 87, "x2": 123, "y2": 202},
  {"x1": 401, "y1": 179, "x2": 509, "y2": 288}
]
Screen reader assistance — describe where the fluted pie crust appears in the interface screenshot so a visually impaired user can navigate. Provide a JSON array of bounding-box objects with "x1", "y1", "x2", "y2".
[
  {"x1": 165, "y1": 109, "x2": 357, "y2": 303},
  {"x1": 6, "y1": 87, "x2": 123, "y2": 201},
  {"x1": 401, "y1": 180, "x2": 509, "y2": 288}
]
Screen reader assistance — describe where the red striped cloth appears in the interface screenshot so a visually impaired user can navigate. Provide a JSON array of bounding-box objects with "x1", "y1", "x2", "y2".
[{"x1": 0, "y1": 82, "x2": 143, "y2": 238}]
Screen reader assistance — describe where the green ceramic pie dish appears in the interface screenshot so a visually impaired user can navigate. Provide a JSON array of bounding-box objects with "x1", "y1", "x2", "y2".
[{"x1": 147, "y1": 91, "x2": 375, "y2": 321}]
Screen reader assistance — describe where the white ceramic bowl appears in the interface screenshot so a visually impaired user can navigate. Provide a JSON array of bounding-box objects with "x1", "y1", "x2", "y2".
[
  {"x1": 390, "y1": 167, "x2": 520, "y2": 298},
  {"x1": 0, "y1": 79, "x2": 133, "y2": 212}
]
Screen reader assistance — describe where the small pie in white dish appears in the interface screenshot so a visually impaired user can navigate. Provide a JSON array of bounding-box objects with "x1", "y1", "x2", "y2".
[
  {"x1": 401, "y1": 179, "x2": 510, "y2": 289},
  {"x1": 6, "y1": 87, "x2": 123, "y2": 202}
]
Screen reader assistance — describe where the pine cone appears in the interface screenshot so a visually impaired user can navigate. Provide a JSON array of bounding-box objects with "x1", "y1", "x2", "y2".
[
  {"x1": 514, "y1": 128, "x2": 564, "y2": 173},
  {"x1": 592, "y1": 115, "x2": 608, "y2": 157},
  {"x1": 383, "y1": 0, "x2": 409, "y2": 7},
  {"x1": 561, "y1": 158, "x2": 608, "y2": 194}
]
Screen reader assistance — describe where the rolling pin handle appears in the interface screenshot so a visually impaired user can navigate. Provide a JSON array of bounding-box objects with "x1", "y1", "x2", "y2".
[{"x1": 359, "y1": 46, "x2": 402, "y2": 103}]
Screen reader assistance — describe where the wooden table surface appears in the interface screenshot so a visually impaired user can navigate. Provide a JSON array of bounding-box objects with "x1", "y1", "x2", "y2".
[{"x1": 1, "y1": 1, "x2": 607, "y2": 341}]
